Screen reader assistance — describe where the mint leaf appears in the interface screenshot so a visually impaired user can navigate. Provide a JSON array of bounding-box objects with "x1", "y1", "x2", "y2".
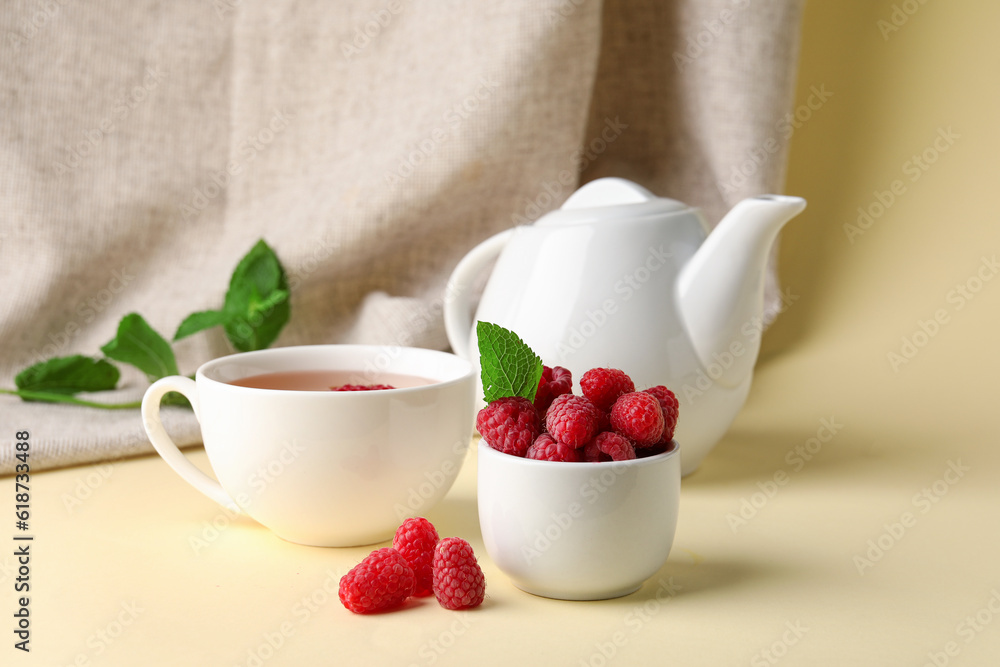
[
  {"x1": 15, "y1": 355, "x2": 120, "y2": 395},
  {"x1": 476, "y1": 321, "x2": 543, "y2": 403},
  {"x1": 173, "y1": 309, "x2": 228, "y2": 341},
  {"x1": 171, "y1": 239, "x2": 291, "y2": 350},
  {"x1": 100, "y1": 313, "x2": 179, "y2": 382},
  {"x1": 222, "y1": 239, "x2": 290, "y2": 352}
]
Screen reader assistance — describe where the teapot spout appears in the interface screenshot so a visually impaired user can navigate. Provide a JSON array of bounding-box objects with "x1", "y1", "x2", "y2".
[{"x1": 676, "y1": 195, "x2": 806, "y2": 388}]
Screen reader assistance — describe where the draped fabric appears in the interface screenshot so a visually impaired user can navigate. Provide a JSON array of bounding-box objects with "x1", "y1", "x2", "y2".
[{"x1": 0, "y1": 0, "x2": 804, "y2": 472}]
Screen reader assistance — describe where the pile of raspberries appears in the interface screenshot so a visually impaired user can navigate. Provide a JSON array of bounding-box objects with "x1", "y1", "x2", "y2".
[
  {"x1": 339, "y1": 517, "x2": 486, "y2": 614},
  {"x1": 477, "y1": 367, "x2": 678, "y2": 463}
]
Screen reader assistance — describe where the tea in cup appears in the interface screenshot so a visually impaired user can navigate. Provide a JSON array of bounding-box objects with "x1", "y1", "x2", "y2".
[{"x1": 141, "y1": 345, "x2": 475, "y2": 547}]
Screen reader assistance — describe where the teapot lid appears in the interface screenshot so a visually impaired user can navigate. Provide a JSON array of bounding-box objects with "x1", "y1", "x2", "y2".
[{"x1": 536, "y1": 177, "x2": 689, "y2": 226}]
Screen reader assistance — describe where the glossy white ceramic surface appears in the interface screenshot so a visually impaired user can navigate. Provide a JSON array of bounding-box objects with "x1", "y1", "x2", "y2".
[
  {"x1": 141, "y1": 345, "x2": 475, "y2": 547},
  {"x1": 445, "y1": 178, "x2": 805, "y2": 475},
  {"x1": 477, "y1": 441, "x2": 681, "y2": 600}
]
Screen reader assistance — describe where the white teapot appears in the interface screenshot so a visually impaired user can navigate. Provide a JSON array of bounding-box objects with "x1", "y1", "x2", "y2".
[{"x1": 445, "y1": 178, "x2": 805, "y2": 475}]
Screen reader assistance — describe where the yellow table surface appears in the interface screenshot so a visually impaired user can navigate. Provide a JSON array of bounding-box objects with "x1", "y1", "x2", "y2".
[
  {"x1": 7, "y1": 346, "x2": 1000, "y2": 667},
  {"x1": 6, "y1": 1, "x2": 1000, "y2": 665}
]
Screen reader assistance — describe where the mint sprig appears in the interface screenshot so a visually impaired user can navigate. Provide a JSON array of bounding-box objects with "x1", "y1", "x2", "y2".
[
  {"x1": 0, "y1": 355, "x2": 136, "y2": 409},
  {"x1": 2, "y1": 238, "x2": 292, "y2": 410},
  {"x1": 477, "y1": 321, "x2": 543, "y2": 403},
  {"x1": 174, "y1": 239, "x2": 290, "y2": 352}
]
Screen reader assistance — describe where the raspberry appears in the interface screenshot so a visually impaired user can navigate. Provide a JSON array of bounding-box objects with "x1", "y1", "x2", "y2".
[
  {"x1": 544, "y1": 394, "x2": 601, "y2": 448},
  {"x1": 534, "y1": 366, "x2": 573, "y2": 413},
  {"x1": 583, "y1": 431, "x2": 636, "y2": 462},
  {"x1": 526, "y1": 433, "x2": 582, "y2": 462},
  {"x1": 339, "y1": 547, "x2": 415, "y2": 614},
  {"x1": 610, "y1": 392, "x2": 664, "y2": 446},
  {"x1": 643, "y1": 386, "x2": 679, "y2": 443},
  {"x1": 476, "y1": 396, "x2": 541, "y2": 457},
  {"x1": 392, "y1": 518, "x2": 439, "y2": 597},
  {"x1": 432, "y1": 537, "x2": 486, "y2": 610},
  {"x1": 635, "y1": 441, "x2": 670, "y2": 458},
  {"x1": 331, "y1": 384, "x2": 395, "y2": 391},
  {"x1": 580, "y1": 368, "x2": 635, "y2": 412}
]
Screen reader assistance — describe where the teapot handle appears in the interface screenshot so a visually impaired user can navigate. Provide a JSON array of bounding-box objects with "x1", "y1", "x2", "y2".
[{"x1": 444, "y1": 229, "x2": 515, "y2": 359}]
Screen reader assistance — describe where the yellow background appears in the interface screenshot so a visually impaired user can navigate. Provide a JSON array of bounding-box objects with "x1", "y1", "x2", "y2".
[{"x1": 7, "y1": 2, "x2": 1000, "y2": 665}]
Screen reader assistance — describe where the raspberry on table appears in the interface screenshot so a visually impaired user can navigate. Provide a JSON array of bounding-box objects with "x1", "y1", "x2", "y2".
[
  {"x1": 477, "y1": 396, "x2": 541, "y2": 457},
  {"x1": 610, "y1": 392, "x2": 664, "y2": 446},
  {"x1": 432, "y1": 537, "x2": 486, "y2": 610},
  {"x1": 544, "y1": 394, "x2": 601, "y2": 448},
  {"x1": 534, "y1": 365, "x2": 573, "y2": 413},
  {"x1": 339, "y1": 547, "x2": 415, "y2": 614},
  {"x1": 331, "y1": 384, "x2": 396, "y2": 391},
  {"x1": 392, "y1": 518, "x2": 440, "y2": 597},
  {"x1": 526, "y1": 433, "x2": 582, "y2": 462},
  {"x1": 643, "y1": 385, "x2": 679, "y2": 443},
  {"x1": 580, "y1": 368, "x2": 635, "y2": 412},
  {"x1": 583, "y1": 431, "x2": 636, "y2": 462}
]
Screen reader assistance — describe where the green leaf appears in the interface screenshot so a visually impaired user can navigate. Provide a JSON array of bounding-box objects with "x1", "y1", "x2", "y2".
[
  {"x1": 100, "y1": 313, "x2": 179, "y2": 382},
  {"x1": 476, "y1": 321, "x2": 543, "y2": 403},
  {"x1": 14, "y1": 355, "x2": 120, "y2": 395},
  {"x1": 173, "y1": 309, "x2": 229, "y2": 341},
  {"x1": 0, "y1": 388, "x2": 140, "y2": 409},
  {"x1": 161, "y1": 391, "x2": 192, "y2": 408},
  {"x1": 222, "y1": 239, "x2": 291, "y2": 352}
]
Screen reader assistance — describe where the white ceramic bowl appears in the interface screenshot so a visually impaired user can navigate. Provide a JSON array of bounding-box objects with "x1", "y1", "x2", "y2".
[{"x1": 477, "y1": 440, "x2": 681, "y2": 600}]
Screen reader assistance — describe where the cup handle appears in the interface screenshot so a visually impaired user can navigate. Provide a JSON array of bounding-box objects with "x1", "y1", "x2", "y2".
[{"x1": 141, "y1": 376, "x2": 241, "y2": 512}]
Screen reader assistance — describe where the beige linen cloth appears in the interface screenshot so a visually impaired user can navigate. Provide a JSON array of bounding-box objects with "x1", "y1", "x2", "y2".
[{"x1": 0, "y1": 0, "x2": 804, "y2": 473}]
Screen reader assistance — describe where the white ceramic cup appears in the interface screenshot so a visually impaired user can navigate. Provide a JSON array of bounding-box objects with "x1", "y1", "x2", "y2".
[
  {"x1": 141, "y1": 345, "x2": 475, "y2": 547},
  {"x1": 478, "y1": 440, "x2": 681, "y2": 600}
]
